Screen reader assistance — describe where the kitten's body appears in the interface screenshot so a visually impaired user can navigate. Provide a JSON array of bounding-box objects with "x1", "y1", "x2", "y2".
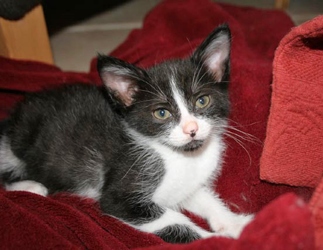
[{"x1": 0, "y1": 25, "x2": 252, "y2": 243}]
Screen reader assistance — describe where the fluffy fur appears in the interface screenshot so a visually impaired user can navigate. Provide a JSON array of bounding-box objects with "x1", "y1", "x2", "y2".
[{"x1": 0, "y1": 24, "x2": 252, "y2": 243}]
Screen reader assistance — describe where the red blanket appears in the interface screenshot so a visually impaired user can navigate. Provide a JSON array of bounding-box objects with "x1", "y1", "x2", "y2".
[{"x1": 0, "y1": 0, "x2": 316, "y2": 249}]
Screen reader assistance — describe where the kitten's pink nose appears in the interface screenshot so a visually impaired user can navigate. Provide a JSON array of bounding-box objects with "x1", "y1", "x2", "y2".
[{"x1": 183, "y1": 121, "x2": 198, "y2": 137}]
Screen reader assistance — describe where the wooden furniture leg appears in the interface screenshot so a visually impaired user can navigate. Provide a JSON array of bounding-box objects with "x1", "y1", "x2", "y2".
[
  {"x1": 275, "y1": 0, "x2": 290, "y2": 9},
  {"x1": 0, "y1": 5, "x2": 53, "y2": 64}
]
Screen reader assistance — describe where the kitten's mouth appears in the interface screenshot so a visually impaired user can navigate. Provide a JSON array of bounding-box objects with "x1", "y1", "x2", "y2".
[{"x1": 181, "y1": 140, "x2": 204, "y2": 152}]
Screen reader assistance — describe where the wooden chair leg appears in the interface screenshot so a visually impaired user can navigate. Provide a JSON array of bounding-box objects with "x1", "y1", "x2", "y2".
[
  {"x1": 275, "y1": 0, "x2": 290, "y2": 9},
  {"x1": 0, "y1": 5, "x2": 53, "y2": 64}
]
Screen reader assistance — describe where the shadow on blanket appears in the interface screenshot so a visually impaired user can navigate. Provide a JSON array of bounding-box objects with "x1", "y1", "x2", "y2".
[{"x1": 0, "y1": 0, "x2": 320, "y2": 249}]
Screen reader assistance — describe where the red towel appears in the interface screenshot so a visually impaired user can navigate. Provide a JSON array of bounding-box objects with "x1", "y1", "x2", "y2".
[
  {"x1": 310, "y1": 177, "x2": 323, "y2": 249},
  {"x1": 260, "y1": 15, "x2": 323, "y2": 188},
  {"x1": 0, "y1": 0, "x2": 316, "y2": 249},
  {"x1": 0, "y1": 189, "x2": 314, "y2": 249}
]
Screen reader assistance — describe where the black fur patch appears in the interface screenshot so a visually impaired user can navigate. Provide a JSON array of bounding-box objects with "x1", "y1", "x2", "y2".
[{"x1": 155, "y1": 224, "x2": 201, "y2": 243}]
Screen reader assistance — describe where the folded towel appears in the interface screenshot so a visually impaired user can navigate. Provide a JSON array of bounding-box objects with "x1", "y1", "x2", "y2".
[{"x1": 260, "y1": 16, "x2": 323, "y2": 188}]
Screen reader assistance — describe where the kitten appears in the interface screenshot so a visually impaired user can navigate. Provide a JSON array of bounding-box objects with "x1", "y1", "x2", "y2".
[{"x1": 0, "y1": 24, "x2": 252, "y2": 243}]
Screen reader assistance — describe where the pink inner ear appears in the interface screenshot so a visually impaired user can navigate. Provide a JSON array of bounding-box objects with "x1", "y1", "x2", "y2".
[
  {"x1": 101, "y1": 71, "x2": 137, "y2": 106},
  {"x1": 206, "y1": 53, "x2": 225, "y2": 82},
  {"x1": 204, "y1": 34, "x2": 230, "y2": 82}
]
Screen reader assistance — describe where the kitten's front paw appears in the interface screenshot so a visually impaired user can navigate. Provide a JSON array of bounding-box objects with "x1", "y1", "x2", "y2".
[
  {"x1": 5, "y1": 180, "x2": 48, "y2": 196},
  {"x1": 211, "y1": 214, "x2": 254, "y2": 238}
]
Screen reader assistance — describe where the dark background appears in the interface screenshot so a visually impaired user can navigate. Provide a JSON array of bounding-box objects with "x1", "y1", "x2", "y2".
[{"x1": 43, "y1": 0, "x2": 130, "y2": 35}]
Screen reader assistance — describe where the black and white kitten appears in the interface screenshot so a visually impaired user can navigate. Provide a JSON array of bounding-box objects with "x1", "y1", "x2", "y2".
[{"x1": 0, "y1": 24, "x2": 252, "y2": 243}]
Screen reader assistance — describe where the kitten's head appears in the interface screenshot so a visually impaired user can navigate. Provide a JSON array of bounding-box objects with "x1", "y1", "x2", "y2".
[{"x1": 97, "y1": 24, "x2": 231, "y2": 152}]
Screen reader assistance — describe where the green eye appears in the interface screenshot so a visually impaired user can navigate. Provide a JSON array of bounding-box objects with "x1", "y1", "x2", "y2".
[
  {"x1": 153, "y1": 109, "x2": 171, "y2": 120},
  {"x1": 195, "y1": 95, "x2": 210, "y2": 109}
]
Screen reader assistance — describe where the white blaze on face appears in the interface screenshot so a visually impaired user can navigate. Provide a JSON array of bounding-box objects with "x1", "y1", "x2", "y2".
[{"x1": 168, "y1": 77, "x2": 212, "y2": 148}]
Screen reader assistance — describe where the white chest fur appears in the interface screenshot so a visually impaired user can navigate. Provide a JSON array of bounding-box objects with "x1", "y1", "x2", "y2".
[{"x1": 151, "y1": 135, "x2": 224, "y2": 209}]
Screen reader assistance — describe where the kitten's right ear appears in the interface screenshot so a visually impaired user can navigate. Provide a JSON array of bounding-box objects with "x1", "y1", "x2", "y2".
[{"x1": 97, "y1": 55, "x2": 146, "y2": 107}]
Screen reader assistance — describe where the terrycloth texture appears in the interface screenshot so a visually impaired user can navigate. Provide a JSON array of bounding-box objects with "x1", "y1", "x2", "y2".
[
  {"x1": 0, "y1": 189, "x2": 164, "y2": 249},
  {"x1": 309, "y1": 177, "x2": 323, "y2": 249},
  {"x1": 0, "y1": 190, "x2": 314, "y2": 249},
  {"x1": 0, "y1": 57, "x2": 99, "y2": 121},
  {"x1": 0, "y1": 0, "x2": 316, "y2": 249},
  {"x1": 260, "y1": 16, "x2": 323, "y2": 188}
]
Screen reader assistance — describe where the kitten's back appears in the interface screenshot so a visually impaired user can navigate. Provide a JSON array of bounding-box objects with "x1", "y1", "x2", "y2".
[{"x1": 1, "y1": 84, "x2": 124, "y2": 196}]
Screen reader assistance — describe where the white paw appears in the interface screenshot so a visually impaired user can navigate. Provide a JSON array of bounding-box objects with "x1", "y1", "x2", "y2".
[
  {"x1": 199, "y1": 229, "x2": 218, "y2": 239},
  {"x1": 211, "y1": 214, "x2": 254, "y2": 238},
  {"x1": 5, "y1": 180, "x2": 48, "y2": 196}
]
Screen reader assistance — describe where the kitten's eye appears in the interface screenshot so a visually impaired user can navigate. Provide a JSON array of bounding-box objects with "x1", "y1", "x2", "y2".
[
  {"x1": 153, "y1": 109, "x2": 171, "y2": 120},
  {"x1": 195, "y1": 95, "x2": 210, "y2": 109}
]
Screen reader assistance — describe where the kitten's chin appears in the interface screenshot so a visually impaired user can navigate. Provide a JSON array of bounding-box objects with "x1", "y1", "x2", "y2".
[{"x1": 176, "y1": 140, "x2": 204, "y2": 152}]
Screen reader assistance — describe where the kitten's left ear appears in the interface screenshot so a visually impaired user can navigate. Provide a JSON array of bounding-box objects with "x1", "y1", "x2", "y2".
[
  {"x1": 192, "y1": 24, "x2": 231, "y2": 82},
  {"x1": 97, "y1": 55, "x2": 147, "y2": 107}
]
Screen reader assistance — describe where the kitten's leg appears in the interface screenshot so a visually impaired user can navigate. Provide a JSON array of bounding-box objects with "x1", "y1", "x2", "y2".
[
  {"x1": 101, "y1": 197, "x2": 216, "y2": 243},
  {"x1": 133, "y1": 207, "x2": 215, "y2": 243},
  {"x1": 5, "y1": 180, "x2": 48, "y2": 196},
  {"x1": 182, "y1": 187, "x2": 253, "y2": 238}
]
